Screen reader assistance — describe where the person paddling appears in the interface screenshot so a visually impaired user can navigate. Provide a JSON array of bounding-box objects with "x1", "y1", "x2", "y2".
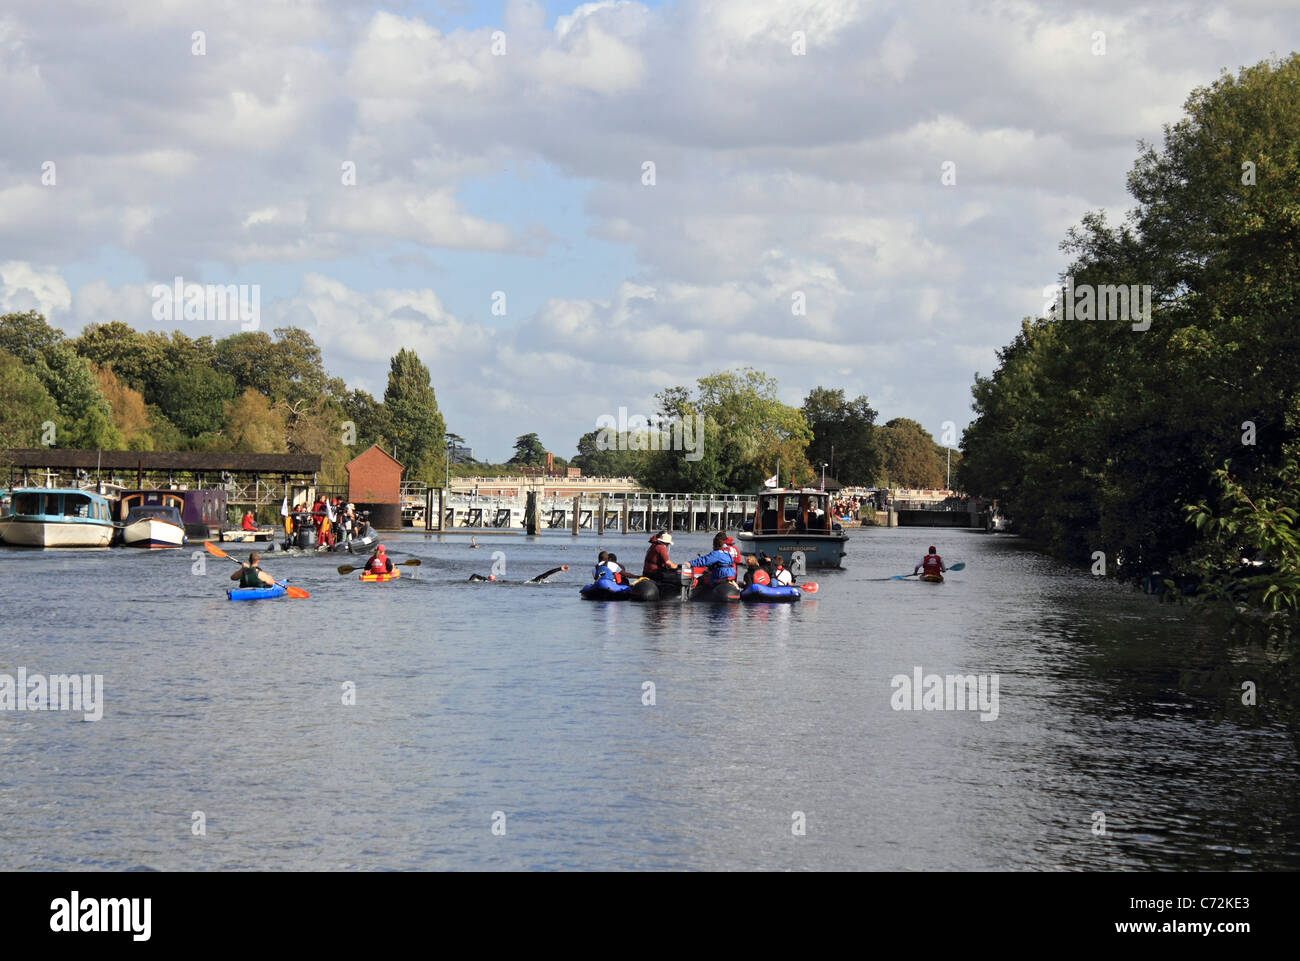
[
  {"x1": 230, "y1": 550, "x2": 277, "y2": 588},
  {"x1": 914, "y1": 545, "x2": 946, "y2": 579},
  {"x1": 365, "y1": 544, "x2": 395, "y2": 576}
]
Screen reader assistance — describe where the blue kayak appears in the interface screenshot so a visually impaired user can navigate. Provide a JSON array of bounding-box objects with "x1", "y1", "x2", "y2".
[
  {"x1": 740, "y1": 582, "x2": 801, "y2": 603},
  {"x1": 227, "y1": 582, "x2": 288, "y2": 601},
  {"x1": 580, "y1": 576, "x2": 630, "y2": 601}
]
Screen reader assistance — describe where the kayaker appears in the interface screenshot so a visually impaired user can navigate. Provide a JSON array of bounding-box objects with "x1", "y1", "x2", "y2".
[
  {"x1": 914, "y1": 546, "x2": 946, "y2": 578},
  {"x1": 690, "y1": 533, "x2": 738, "y2": 587},
  {"x1": 240, "y1": 510, "x2": 257, "y2": 532},
  {"x1": 642, "y1": 531, "x2": 679, "y2": 584},
  {"x1": 364, "y1": 544, "x2": 394, "y2": 575},
  {"x1": 230, "y1": 551, "x2": 277, "y2": 587},
  {"x1": 773, "y1": 555, "x2": 794, "y2": 587}
]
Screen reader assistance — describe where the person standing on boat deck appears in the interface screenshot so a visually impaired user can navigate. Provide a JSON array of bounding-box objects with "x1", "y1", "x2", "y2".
[
  {"x1": 914, "y1": 546, "x2": 946, "y2": 578},
  {"x1": 240, "y1": 510, "x2": 257, "y2": 532},
  {"x1": 364, "y1": 544, "x2": 394, "y2": 575},
  {"x1": 642, "y1": 531, "x2": 680, "y2": 585},
  {"x1": 231, "y1": 551, "x2": 277, "y2": 587},
  {"x1": 690, "y1": 533, "x2": 738, "y2": 587}
]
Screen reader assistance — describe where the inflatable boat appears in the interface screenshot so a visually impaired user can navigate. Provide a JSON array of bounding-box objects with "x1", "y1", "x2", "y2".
[
  {"x1": 227, "y1": 581, "x2": 288, "y2": 601},
  {"x1": 690, "y1": 580, "x2": 741, "y2": 603},
  {"x1": 580, "y1": 575, "x2": 631, "y2": 600},
  {"x1": 739, "y1": 582, "x2": 801, "y2": 603}
]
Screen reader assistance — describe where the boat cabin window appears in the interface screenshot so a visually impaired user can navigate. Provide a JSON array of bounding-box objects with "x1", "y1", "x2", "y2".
[
  {"x1": 64, "y1": 496, "x2": 90, "y2": 518},
  {"x1": 13, "y1": 492, "x2": 42, "y2": 515}
]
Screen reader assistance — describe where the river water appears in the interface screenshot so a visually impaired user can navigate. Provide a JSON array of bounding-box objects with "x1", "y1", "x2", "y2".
[{"x1": 1, "y1": 528, "x2": 1297, "y2": 870}]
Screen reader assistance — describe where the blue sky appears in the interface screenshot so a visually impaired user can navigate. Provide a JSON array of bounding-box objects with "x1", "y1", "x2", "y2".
[{"x1": 1, "y1": 0, "x2": 1295, "y2": 461}]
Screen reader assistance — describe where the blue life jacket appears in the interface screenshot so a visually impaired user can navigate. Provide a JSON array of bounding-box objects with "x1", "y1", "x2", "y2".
[{"x1": 691, "y1": 549, "x2": 736, "y2": 584}]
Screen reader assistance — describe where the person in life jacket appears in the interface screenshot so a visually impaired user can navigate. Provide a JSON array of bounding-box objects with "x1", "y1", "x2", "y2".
[
  {"x1": 606, "y1": 552, "x2": 624, "y2": 584},
  {"x1": 690, "y1": 533, "x2": 738, "y2": 586},
  {"x1": 240, "y1": 510, "x2": 257, "y2": 532},
  {"x1": 723, "y1": 535, "x2": 742, "y2": 567},
  {"x1": 593, "y1": 551, "x2": 615, "y2": 581},
  {"x1": 773, "y1": 555, "x2": 794, "y2": 587},
  {"x1": 914, "y1": 546, "x2": 946, "y2": 578},
  {"x1": 642, "y1": 531, "x2": 679, "y2": 584},
  {"x1": 365, "y1": 544, "x2": 394, "y2": 575},
  {"x1": 230, "y1": 551, "x2": 277, "y2": 588},
  {"x1": 743, "y1": 556, "x2": 771, "y2": 588}
]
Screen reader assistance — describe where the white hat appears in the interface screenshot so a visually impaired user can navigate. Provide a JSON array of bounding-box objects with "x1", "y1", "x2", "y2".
[{"x1": 659, "y1": 532, "x2": 673, "y2": 544}]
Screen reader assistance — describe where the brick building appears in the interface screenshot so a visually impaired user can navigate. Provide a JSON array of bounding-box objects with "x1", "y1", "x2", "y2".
[{"x1": 346, "y1": 445, "x2": 404, "y2": 530}]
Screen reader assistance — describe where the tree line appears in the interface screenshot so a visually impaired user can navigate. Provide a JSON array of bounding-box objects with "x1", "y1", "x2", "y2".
[
  {"x1": 0, "y1": 310, "x2": 952, "y2": 494},
  {"x1": 959, "y1": 55, "x2": 1300, "y2": 633}
]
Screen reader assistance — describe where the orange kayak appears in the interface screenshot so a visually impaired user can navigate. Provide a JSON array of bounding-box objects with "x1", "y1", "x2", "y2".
[{"x1": 359, "y1": 569, "x2": 401, "y2": 582}]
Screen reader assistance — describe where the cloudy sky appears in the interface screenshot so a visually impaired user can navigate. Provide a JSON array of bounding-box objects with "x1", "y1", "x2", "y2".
[{"x1": 0, "y1": 0, "x2": 1294, "y2": 460}]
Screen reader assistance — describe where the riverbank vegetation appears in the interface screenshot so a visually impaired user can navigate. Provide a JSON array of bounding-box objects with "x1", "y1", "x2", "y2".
[
  {"x1": 0, "y1": 309, "x2": 951, "y2": 493},
  {"x1": 959, "y1": 55, "x2": 1300, "y2": 639}
]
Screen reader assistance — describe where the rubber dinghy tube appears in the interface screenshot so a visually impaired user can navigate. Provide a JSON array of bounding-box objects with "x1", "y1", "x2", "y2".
[
  {"x1": 690, "y1": 580, "x2": 741, "y2": 603},
  {"x1": 579, "y1": 576, "x2": 631, "y2": 600},
  {"x1": 628, "y1": 577, "x2": 661, "y2": 602},
  {"x1": 739, "y1": 583, "x2": 801, "y2": 603}
]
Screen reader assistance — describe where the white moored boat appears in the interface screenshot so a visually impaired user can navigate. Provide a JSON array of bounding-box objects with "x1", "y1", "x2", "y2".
[
  {"x1": 0, "y1": 488, "x2": 115, "y2": 547},
  {"x1": 121, "y1": 504, "x2": 187, "y2": 548}
]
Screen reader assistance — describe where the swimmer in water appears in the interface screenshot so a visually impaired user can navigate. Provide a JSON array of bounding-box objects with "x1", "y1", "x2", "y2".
[{"x1": 468, "y1": 566, "x2": 569, "y2": 583}]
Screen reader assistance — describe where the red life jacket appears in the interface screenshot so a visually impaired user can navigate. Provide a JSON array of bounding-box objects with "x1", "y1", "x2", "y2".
[
  {"x1": 367, "y1": 555, "x2": 389, "y2": 573},
  {"x1": 922, "y1": 554, "x2": 943, "y2": 574},
  {"x1": 753, "y1": 569, "x2": 771, "y2": 586},
  {"x1": 725, "y1": 545, "x2": 741, "y2": 564}
]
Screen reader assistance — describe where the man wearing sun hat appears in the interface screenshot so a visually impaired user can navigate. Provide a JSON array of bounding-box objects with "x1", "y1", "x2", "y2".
[{"x1": 642, "y1": 530, "x2": 680, "y2": 586}]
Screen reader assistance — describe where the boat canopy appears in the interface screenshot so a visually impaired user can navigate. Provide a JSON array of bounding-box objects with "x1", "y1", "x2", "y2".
[
  {"x1": 125, "y1": 504, "x2": 184, "y2": 524},
  {"x1": 8, "y1": 488, "x2": 112, "y2": 522},
  {"x1": 752, "y1": 489, "x2": 834, "y2": 535}
]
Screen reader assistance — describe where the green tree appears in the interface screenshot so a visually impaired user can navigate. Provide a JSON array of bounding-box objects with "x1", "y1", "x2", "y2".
[
  {"x1": 508, "y1": 432, "x2": 547, "y2": 466},
  {"x1": 0, "y1": 310, "x2": 64, "y2": 366},
  {"x1": 0, "y1": 349, "x2": 58, "y2": 449},
  {"x1": 801, "y1": 387, "x2": 881, "y2": 486},
  {"x1": 157, "y1": 367, "x2": 238, "y2": 439},
  {"x1": 961, "y1": 54, "x2": 1300, "y2": 586},
  {"x1": 877, "y1": 418, "x2": 944, "y2": 488},
  {"x1": 382, "y1": 348, "x2": 445, "y2": 480}
]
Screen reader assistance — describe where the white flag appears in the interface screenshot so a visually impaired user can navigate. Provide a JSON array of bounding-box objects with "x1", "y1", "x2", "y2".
[
  {"x1": 763, "y1": 474, "x2": 778, "y2": 488},
  {"x1": 280, "y1": 495, "x2": 289, "y2": 517}
]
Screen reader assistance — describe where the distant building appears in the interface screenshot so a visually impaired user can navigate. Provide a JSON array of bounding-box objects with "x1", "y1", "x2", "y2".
[{"x1": 346, "y1": 444, "x2": 404, "y2": 529}]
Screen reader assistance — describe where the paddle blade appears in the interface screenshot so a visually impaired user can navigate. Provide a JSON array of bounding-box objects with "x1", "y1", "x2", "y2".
[
  {"x1": 204, "y1": 541, "x2": 231, "y2": 560},
  {"x1": 336, "y1": 565, "x2": 356, "y2": 575},
  {"x1": 285, "y1": 585, "x2": 310, "y2": 599},
  {"x1": 401, "y1": 558, "x2": 422, "y2": 567},
  {"x1": 891, "y1": 573, "x2": 915, "y2": 580},
  {"x1": 799, "y1": 582, "x2": 819, "y2": 594},
  {"x1": 948, "y1": 562, "x2": 965, "y2": 571}
]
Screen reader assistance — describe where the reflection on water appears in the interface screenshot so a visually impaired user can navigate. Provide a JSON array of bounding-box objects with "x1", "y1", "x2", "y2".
[{"x1": 0, "y1": 528, "x2": 1296, "y2": 870}]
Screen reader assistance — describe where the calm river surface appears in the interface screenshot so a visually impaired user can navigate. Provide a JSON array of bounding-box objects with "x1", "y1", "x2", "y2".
[{"x1": 2, "y1": 528, "x2": 1297, "y2": 870}]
